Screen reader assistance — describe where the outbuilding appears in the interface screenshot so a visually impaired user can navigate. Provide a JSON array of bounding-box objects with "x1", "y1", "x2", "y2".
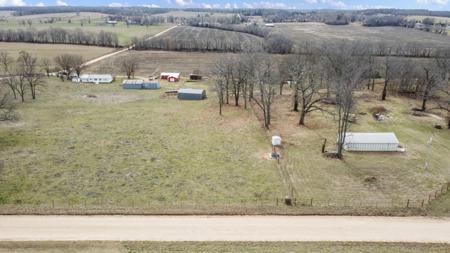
[
  {"x1": 177, "y1": 88, "x2": 206, "y2": 100},
  {"x1": 189, "y1": 74, "x2": 202, "y2": 81},
  {"x1": 160, "y1": 72, "x2": 180, "y2": 82},
  {"x1": 122, "y1": 79, "x2": 160, "y2": 90},
  {"x1": 343, "y1": 132, "x2": 400, "y2": 152},
  {"x1": 73, "y1": 74, "x2": 114, "y2": 84},
  {"x1": 123, "y1": 79, "x2": 144, "y2": 89}
]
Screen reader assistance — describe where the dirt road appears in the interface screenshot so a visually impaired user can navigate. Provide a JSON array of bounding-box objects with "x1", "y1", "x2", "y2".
[
  {"x1": 80, "y1": 25, "x2": 178, "y2": 68},
  {"x1": 1, "y1": 215, "x2": 449, "y2": 242}
]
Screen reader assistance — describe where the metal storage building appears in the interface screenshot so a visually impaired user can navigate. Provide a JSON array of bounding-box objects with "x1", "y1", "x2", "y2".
[
  {"x1": 177, "y1": 88, "x2": 206, "y2": 100},
  {"x1": 343, "y1": 132, "x2": 400, "y2": 152},
  {"x1": 142, "y1": 82, "x2": 160, "y2": 90},
  {"x1": 123, "y1": 79, "x2": 144, "y2": 89},
  {"x1": 122, "y1": 80, "x2": 160, "y2": 90}
]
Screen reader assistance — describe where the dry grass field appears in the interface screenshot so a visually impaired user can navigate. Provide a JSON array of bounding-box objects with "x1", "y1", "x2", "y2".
[
  {"x1": 86, "y1": 50, "x2": 234, "y2": 77},
  {"x1": 144, "y1": 26, "x2": 264, "y2": 52},
  {"x1": 0, "y1": 12, "x2": 172, "y2": 45},
  {"x1": 1, "y1": 241, "x2": 449, "y2": 253},
  {"x1": 0, "y1": 42, "x2": 114, "y2": 67},
  {"x1": 271, "y1": 22, "x2": 450, "y2": 50},
  {"x1": 260, "y1": 83, "x2": 450, "y2": 208},
  {"x1": 0, "y1": 77, "x2": 284, "y2": 209}
]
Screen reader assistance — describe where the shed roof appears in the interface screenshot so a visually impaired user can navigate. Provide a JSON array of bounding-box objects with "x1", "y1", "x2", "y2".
[
  {"x1": 122, "y1": 79, "x2": 144, "y2": 84},
  {"x1": 178, "y1": 88, "x2": 205, "y2": 95},
  {"x1": 344, "y1": 132, "x2": 399, "y2": 144}
]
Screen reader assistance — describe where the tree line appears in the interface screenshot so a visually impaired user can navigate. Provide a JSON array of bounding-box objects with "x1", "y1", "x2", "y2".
[
  {"x1": 212, "y1": 42, "x2": 450, "y2": 159},
  {"x1": 0, "y1": 28, "x2": 119, "y2": 47}
]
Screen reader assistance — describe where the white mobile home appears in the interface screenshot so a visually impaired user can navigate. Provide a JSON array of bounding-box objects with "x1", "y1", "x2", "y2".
[
  {"x1": 73, "y1": 74, "x2": 114, "y2": 84},
  {"x1": 343, "y1": 132, "x2": 400, "y2": 152}
]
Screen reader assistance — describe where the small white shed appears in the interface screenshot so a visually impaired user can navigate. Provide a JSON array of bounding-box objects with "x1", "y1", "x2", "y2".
[{"x1": 343, "y1": 132, "x2": 400, "y2": 152}]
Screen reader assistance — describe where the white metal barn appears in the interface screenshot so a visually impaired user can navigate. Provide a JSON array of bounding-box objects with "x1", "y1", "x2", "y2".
[
  {"x1": 73, "y1": 74, "x2": 114, "y2": 84},
  {"x1": 343, "y1": 132, "x2": 400, "y2": 152}
]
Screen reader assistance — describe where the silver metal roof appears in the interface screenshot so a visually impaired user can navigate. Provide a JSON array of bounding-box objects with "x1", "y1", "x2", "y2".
[
  {"x1": 122, "y1": 79, "x2": 144, "y2": 84},
  {"x1": 344, "y1": 132, "x2": 399, "y2": 144},
  {"x1": 80, "y1": 74, "x2": 113, "y2": 79},
  {"x1": 178, "y1": 88, "x2": 205, "y2": 95}
]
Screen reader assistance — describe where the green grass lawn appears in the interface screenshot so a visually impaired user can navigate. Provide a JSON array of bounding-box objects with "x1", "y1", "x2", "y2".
[
  {"x1": 0, "y1": 78, "x2": 284, "y2": 209},
  {"x1": 0, "y1": 12, "x2": 173, "y2": 46},
  {"x1": 1, "y1": 242, "x2": 449, "y2": 253}
]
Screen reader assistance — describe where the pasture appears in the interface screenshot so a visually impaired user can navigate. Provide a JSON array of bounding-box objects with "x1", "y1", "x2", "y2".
[
  {"x1": 0, "y1": 12, "x2": 173, "y2": 45},
  {"x1": 263, "y1": 82, "x2": 450, "y2": 208},
  {"x1": 272, "y1": 22, "x2": 450, "y2": 49},
  {"x1": 0, "y1": 42, "x2": 114, "y2": 67},
  {"x1": 1, "y1": 241, "x2": 449, "y2": 253},
  {"x1": 0, "y1": 78, "x2": 284, "y2": 210}
]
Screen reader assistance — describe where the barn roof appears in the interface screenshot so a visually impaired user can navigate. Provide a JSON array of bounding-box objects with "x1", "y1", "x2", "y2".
[
  {"x1": 344, "y1": 132, "x2": 399, "y2": 144},
  {"x1": 161, "y1": 72, "x2": 180, "y2": 78},
  {"x1": 178, "y1": 88, "x2": 205, "y2": 95}
]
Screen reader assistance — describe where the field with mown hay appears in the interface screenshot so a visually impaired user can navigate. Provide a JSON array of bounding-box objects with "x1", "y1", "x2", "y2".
[{"x1": 0, "y1": 77, "x2": 284, "y2": 210}]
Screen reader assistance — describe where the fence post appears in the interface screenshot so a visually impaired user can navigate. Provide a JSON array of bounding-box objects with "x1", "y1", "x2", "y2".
[
  {"x1": 310, "y1": 198, "x2": 313, "y2": 207},
  {"x1": 447, "y1": 182, "x2": 449, "y2": 192},
  {"x1": 428, "y1": 194, "x2": 432, "y2": 203},
  {"x1": 421, "y1": 199, "x2": 424, "y2": 207},
  {"x1": 435, "y1": 190, "x2": 438, "y2": 199},
  {"x1": 276, "y1": 198, "x2": 278, "y2": 206},
  {"x1": 406, "y1": 199, "x2": 410, "y2": 208},
  {"x1": 52, "y1": 200, "x2": 55, "y2": 209}
]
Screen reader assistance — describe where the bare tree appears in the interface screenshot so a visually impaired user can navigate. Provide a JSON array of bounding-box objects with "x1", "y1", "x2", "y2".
[
  {"x1": 17, "y1": 51, "x2": 44, "y2": 100},
  {"x1": 118, "y1": 55, "x2": 139, "y2": 79},
  {"x1": 0, "y1": 92, "x2": 15, "y2": 121},
  {"x1": 214, "y1": 78, "x2": 225, "y2": 116},
  {"x1": 71, "y1": 55, "x2": 84, "y2": 78},
  {"x1": 381, "y1": 47, "x2": 393, "y2": 100},
  {"x1": 54, "y1": 54, "x2": 75, "y2": 80},
  {"x1": 418, "y1": 63, "x2": 443, "y2": 111},
  {"x1": 252, "y1": 55, "x2": 279, "y2": 128},
  {"x1": 40, "y1": 58, "x2": 52, "y2": 77},
  {"x1": 0, "y1": 51, "x2": 17, "y2": 99},
  {"x1": 325, "y1": 42, "x2": 368, "y2": 159}
]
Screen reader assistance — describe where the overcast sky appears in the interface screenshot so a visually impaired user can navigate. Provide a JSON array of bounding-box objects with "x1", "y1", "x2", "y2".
[{"x1": 0, "y1": 0, "x2": 449, "y2": 11}]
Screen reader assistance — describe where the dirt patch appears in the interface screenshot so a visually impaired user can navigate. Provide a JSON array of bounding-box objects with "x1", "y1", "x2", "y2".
[{"x1": 80, "y1": 92, "x2": 141, "y2": 104}]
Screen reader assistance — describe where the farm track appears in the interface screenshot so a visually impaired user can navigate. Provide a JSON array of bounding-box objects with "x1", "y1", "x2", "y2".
[
  {"x1": 1, "y1": 215, "x2": 450, "y2": 242},
  {"x1": 81, "y1": 25, "x2": 178, "y2": 68}
]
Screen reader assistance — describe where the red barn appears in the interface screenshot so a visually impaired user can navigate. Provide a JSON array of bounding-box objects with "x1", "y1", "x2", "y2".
[{"x1": 160, "y1": 72, "x2": 180, "y2": 82}]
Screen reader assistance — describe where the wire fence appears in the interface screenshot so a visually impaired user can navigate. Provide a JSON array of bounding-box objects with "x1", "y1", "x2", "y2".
[{"x1": 0, "y1": 182, "x2": 448, "y2": 215}]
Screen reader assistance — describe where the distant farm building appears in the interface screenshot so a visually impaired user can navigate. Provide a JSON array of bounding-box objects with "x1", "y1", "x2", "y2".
[
  {"x1": 343, "y1": 132, "x2": 400, "y2": 152},
  {"x1": 160, "y1": 72, "x2": 180, "y2": 82},
  {"x1": 265, "y1": 23, "x2": 275, "y2": 27},
  {"x1": 189, "y1": 74, "x2": 202, "y2": 81},
  {"x1": 177, "y1": 88, "x2": 206, "y2": 100},
  {"x1": 122, "y1": 79, "x2": 160, "y2": 90},
  {"x1": 72, "y1": 74, "x2": 114, "y2": 84}
]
